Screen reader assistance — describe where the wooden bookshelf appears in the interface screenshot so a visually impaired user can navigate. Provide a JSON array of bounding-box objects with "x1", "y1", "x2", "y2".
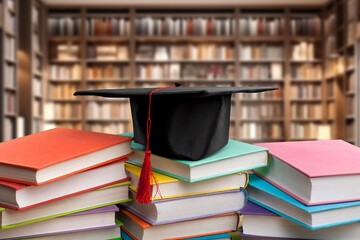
[
  {"x1": 18, "y1": 0, "x2": 45, "y2": 135},
  {"x1": 39, "y1": 5, "x2": 360, "y2": 143},
  {"x1": 323, "y1": 0, "x2": 359, "y2": 146},
  {"x1": 0, "y1": 0, "x2": 20, "y2": 141}
]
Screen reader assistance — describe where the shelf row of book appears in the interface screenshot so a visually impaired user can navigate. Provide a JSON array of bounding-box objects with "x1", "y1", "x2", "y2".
[
  {"x1": 47, "y1": 15, "x2": 321, "y2": 37},
  {"x1": 49, "y1": 41, "x2": 321, "y2": 63},
  {"x1": 48, "y1": 63, "x2": 320, "y2": 82}
]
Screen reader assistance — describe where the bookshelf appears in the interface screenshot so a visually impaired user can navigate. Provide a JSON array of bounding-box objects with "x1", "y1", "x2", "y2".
[
  {"x1": 323, "y1": 0, "x2": 359, "y2": 146},
  {"x1": 84, "y1": 8, "x2": 132, "y2": 134},
  {"x1": 42, "y1": 5, "x2": 359, "y2": 143},
  {"x1": 18, "y1": 0, "x2": 45, "y2": 135},
  {"x1": 289, "y1": 9, "x2": 323, "y2": 141},
  {"x1": 0, "y1": 0, "x2": 19, "y2": 141},
  {"x1": 238, "y1": 9, "x2": 286, "y2": 142},
  {"x1": 44, "y1": 8, "x2": 83, "y2": 130},
  {"x1": 343, "y1": 0, "x2": 358, "y2": 144}
]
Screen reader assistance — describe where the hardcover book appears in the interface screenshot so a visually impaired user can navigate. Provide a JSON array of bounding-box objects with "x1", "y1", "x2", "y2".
[
  {"x1": 254, "y1": 140, "x2": 360, "y2": 205},
  {"x1": 248, "y1": 174, "x2": 360, "y2": 230},
  {"x1": 0, "y1": 128, "x2": 132, "y2": 185},
  {"x1": 118, "y1": 209, "x2": 240, "y2": 240},
  {"x1": 126, "y1": 135, "x2": 268, "y2": 182},
  {"x1": 242, "y1": 201, "x2": 360, "y2": 240},
  {"x1": 125, "y1": 163, "x2": 248, "y2": 200},
  {"x1": 0, "y1": 205, "x2": 119, "y2": 239},
  {"x1": 0, "y1": 161, "x2": 129, "y2": 210},
  {"x1": 0, "y1": 182, "x2": 130, "y2": 229},
  {"x1": 122, "y1": 188, "x2": 247, "y2": 225}
]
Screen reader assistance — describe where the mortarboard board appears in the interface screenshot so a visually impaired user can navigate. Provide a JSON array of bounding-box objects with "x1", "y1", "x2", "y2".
[{"x1": 74, "y1": 85, "x2": 276, "y2": 203}]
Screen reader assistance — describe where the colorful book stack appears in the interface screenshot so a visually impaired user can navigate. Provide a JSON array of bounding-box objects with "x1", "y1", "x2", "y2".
[
  {"x1": 243, "y1": 139, "x2": 360, "y2": 239},
  {"x1": 0, "y1": 128, "x2": 133, "y2": 240},
  {"x1": 118, "y1": 135, "x2": 269, "y2": 239}
]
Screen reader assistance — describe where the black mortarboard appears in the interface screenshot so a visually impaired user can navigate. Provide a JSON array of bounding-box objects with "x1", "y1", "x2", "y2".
[{"x1": 74, "y1": 85, "x2": 276, "y2": 202}]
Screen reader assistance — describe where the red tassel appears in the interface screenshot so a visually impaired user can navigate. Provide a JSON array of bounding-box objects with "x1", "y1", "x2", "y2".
[
  {"x1": 135, "y1": 86, "x2": 174, "y2": 204},
  {"x1": 136, "y1": 150, "x2": 153, "y2": 203}
]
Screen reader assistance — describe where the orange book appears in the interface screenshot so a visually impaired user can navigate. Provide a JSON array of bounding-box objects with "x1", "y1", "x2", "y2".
[
  {"x1": 0, "y1": 128, "x2": 133, "y2": 185},
  {"x1": 0, "y1": 161, "x2": 130, "y2": 210},
  {"x1": 118, "y1": 208, "x2": 240, "y2": 240}
]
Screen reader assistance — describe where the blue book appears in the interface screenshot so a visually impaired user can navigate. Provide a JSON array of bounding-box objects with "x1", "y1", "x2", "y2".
[
  {"x1": 242, "y1": 201, "x2": 360, "y2": 239},
  {"x1": 248, "y1": 174, "x2": 360, "y2": 230},
  {"x1": 123, "y1": 132, "x2": 268, "y2": 182}
]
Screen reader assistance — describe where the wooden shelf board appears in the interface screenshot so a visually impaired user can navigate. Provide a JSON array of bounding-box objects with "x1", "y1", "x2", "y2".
[
  {"x1": 135, "y1": 59, "x2": 234, "y2": 63},
  {"x1": 135, "y1": 36, "x2": 235, "y2": 42}
]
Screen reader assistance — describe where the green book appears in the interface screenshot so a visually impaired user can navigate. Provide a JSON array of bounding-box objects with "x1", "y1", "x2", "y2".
[
  {"x1": 124, "y1": 133, "x2": 268, "y2": 182},
  {"x1": 0, "y1": 182, "x2": 130, "y2": 229}
]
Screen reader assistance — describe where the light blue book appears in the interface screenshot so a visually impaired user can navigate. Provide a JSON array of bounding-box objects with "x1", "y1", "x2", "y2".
[
  {"x1": 248, "y1": 174, "x2": 360, "y2": 230},
  {"x1": 123, "y1": 132, "x2": 268, "y2": 182}
]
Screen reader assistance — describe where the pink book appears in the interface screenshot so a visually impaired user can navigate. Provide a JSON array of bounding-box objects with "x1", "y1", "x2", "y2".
[{"x1": 254, "y1": 140, "x2": 360, "y2": 205}]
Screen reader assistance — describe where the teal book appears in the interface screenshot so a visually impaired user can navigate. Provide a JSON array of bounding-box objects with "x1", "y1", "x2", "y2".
[
  {"x1": 123, "y1": 132, "x2": 268, "y2": 182},
  {"x1": 121, "y1": 229, "x2": 231, "y2": 240},
  {"x1": 248, "y1": 174, "x2": 360, "y2": 230}
]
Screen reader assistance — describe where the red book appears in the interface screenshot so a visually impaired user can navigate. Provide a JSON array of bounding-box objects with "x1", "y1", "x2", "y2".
[
  {"x1": 0, "y1": 161, "x2": 129, "y2": 210},
  {"x1": 0, "y1": 128, "x2": 132, "y2": 185}
]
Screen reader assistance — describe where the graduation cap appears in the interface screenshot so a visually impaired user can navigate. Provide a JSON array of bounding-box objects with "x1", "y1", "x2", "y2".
[{"x1": 74, "y1": 85, "x2": 276, "y2": 203}]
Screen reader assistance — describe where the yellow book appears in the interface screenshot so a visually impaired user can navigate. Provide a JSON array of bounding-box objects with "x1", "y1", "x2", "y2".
[{"x1": 125, "y1": 163, "x2": 248, "y2": 200}]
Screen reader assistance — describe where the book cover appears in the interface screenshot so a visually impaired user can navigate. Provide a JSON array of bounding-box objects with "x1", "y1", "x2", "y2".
[
  {"x1": 248, "y1": 174, "x2": 360, "y2": 230},
  {"x1": 256, "y1": 139, "x2": 360, "y2": 178},
  {"x1": 118, "y1": 209, "x2": 240, "y2": 240},
  {"x1": 0, "y1": 161, "x2": 129, "y2": 210},
  {"x1": 0, "y1": 205, "x2": 119, "y2": 239},
  {"x1": 122, "y1": 188, "x2": 247, "y2": 225},
  {"x1": 0, "y1": 182, "x2": 130, "y2": 229},
  {"x1": 121, "y1": 229, "x2": 231, "y2": 240},
  {"x1": 32, "y1": 225, "x2": 121, "y2": 240},
  {"x1": 124, "y1": 132, "x2": 268, "y2": 182},
  {"x1": 242, "y1": 201, "x2": 360, "y2": 240},
  {"x1": 0, "y1": 128, "x2": 132, "y2": 185},
  {"x1": 125, "y1": 163, "x2": 248, "y2": 200},
  {"x1": 254, "y1": 140, "x2": 360, "y2": 205}
]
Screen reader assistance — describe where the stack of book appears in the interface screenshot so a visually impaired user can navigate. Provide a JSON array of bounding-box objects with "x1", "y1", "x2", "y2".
[
  {"x1": 0, "y1": 128, "x2": 133, "y2": 239},
  {"x1": 117, "y1": 135, "x2": 269, "y2": 239},
  {"x1": 243, "y1": 139, "x2": 360, "y2": 239}
]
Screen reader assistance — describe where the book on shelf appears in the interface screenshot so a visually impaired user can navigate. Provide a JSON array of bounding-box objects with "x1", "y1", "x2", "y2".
[
  {"x1": 154, "y1": 46, "x2": 169, "y2": 61},
  {"x1": 56, "y1": 44, "x2": 80, "y2": 61},
  {"x1": 291, "y1": 42, "x2": 316, "y2": 61},
  {"x1": 87, "y1": 17, "x2": 130, "y2": 36},
  {"x1": 0, "y1": 181, "x2": 129, "y2": 229},
  {"x1": 50, "y1": 64, "x2": 82, "y2": 80},
  {"x1": 118, "y1": 208, "x2": 240, "y2": 240},
  {"x1": 125, "y1": 163, "x2": 248, "y2": 200},
  {"x1": 239, "y1": 17, "x2": 285, "y2": 36},
  {"x1": 48, "y1": 17, "x2": 81, "y2": 36},
  {"x1": 290, "y1": 16, "x2": 321, "y2": 36},
  {"x1": 135, "y1": 17, "x2": 234, "y2": 36},
  {"x1": 242, "y1": 201, "x2": 360, "y2": 240},
  {"x1": 88, "y1": 44, "x2": 129, "y2": 60},
  {"x1": 0, "y1": 128, "x2": 132, "y2": 185},
  {"x1": 0, "y1": 161, "x2": 129, "y2": 210},
  {"x1": 0, "y1": 205, "x2": 119, "y2": 240},
  {"x1": 240, "y1": 44, "x2": 283, "y2": 60},
  {"x1": 248, "y1": 174, "x2": 360, "y2": 230},
  {"x1": 126, "y1": 136, "x2": 268, "y2": 182},
  {"x1": 254, "y1": 139, "x2": 360, "y2": 205},
  {"x1": 122, "y1": 188, "x2": 246, "y2": 225},
  {"x1": 33, "y1": 225, "x2": 121, "y2": 240}
]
